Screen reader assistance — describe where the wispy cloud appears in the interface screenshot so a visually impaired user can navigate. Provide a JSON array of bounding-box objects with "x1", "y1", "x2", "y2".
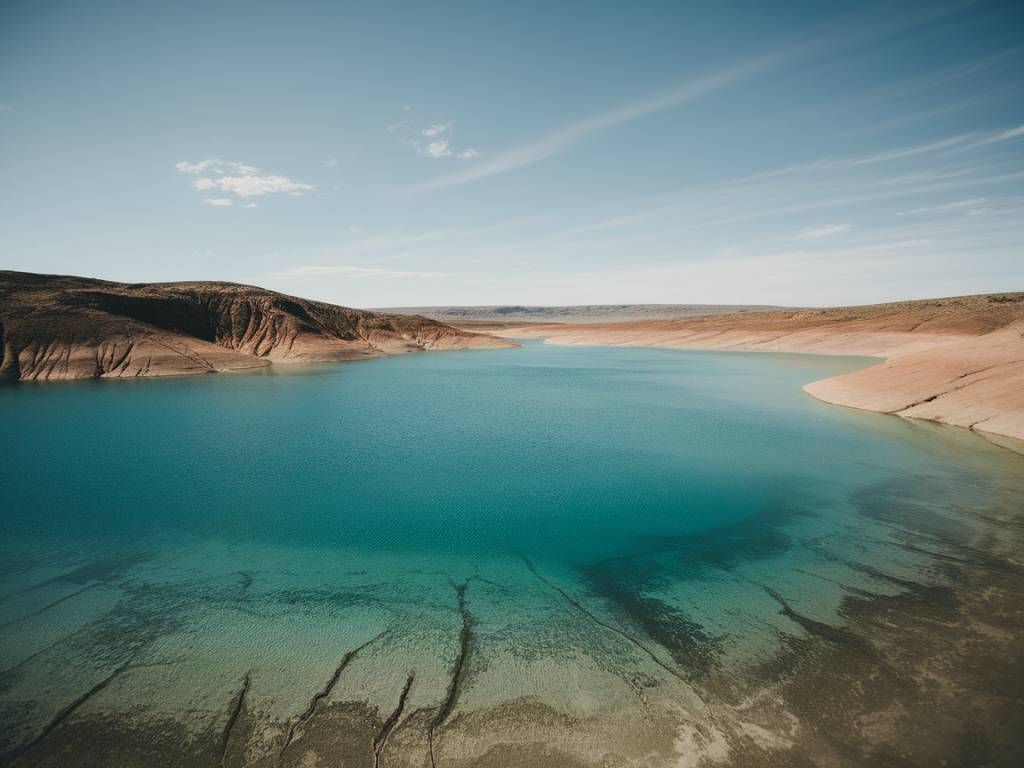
[
  {"x1": 256, "y1": 157, "x2": 1023, "y2": 304},
  {"x1": 353, "y1": 119, "x2": 1024, "y2": 279},
  {"x1": 797, "y1": 223, "x2": 851, "y2": 239},
  {"x1": 217, "y1": 175, "x2": 312, "y2": 197},
  {"x1": 392, "y1": 115, "x2": 477, "y2": 160},
  {"x1": 177, "y1": 159, "x2": 255, "y2": 175},
  {"x1": 759, "y1": 45, "x2": 1022, "y2": 138},
  {"x1": 177, "y1": 159, "x2": 314, "y2": 200},
  {"x1": 419, "y1": 140, "x2": 452, "y2": 158},
  {"x1": 743, "y1": 134, "x2": 976, "y2": 185},
  {"x1": 204, "y1": 198, "x2": 233, "y2": 207},
  {"x1": 409, "y1": 3, "x2": 982, "y2": 193},
  {"x1": 272, "y1": 265, "x2": 452, "y2": 279},
  {"x1": 966, "y1": 123, "x2": 1024, "y2": 149},
  {"x1": 844, "y1": 135, "x2": 975, "y2": 167},
  {"x1": 421, "y1": 122, "x2": 453, "y2": 137},
  {"x1": 409, "y1": 56, "x2": 780, "y2": 192},
  {"x1": 324, "y1": 158, "x2": 337, "y2": 168},
  {"x1": 897, "y1": 198, "x2": 988, "y2": 216}
]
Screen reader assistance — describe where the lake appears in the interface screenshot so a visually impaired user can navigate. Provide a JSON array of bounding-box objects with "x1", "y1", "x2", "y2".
[{"x1": 2, "y1": 341, "x2": 1022, "y2": 767}]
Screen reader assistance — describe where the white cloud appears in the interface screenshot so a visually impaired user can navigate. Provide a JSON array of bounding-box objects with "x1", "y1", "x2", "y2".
[
  {"x1": 177, "y1": 160, "x2": 210, "y2": 174},
  {"x1": 391, "y1": 114, "x2": 477, "y2": 160},
  {"x1": 421, "y1": 122, "x2": 453, "y2": 137},
  {"x1": 215, "y1": 174, "x2": 313, "y2": 197},
  {"x1": 324, "y1": 158, "x2": 337, "y2": 167},
  {"x1": 419, "y1": 140, "x2": 452, "y2": 158},
  {"x1": 204, "y1": 198, "x2": 233, "y2": 207},
  {"x1": 897, "y1": 198, "x2": 988, "y2": 216},
  {"x1": 272, "y1": 264, "x2": 452, "y2": 279},
  {"x1": 798, "y1": 223, "x2": 851, "y2": 238},
  {"x1": 402, "y1": 105, "x2": 413, "y2": 112},
  {"x1": 177, "y1": 159, "x2": 257, "y2": 175},
  {"x1": 245, "y1": 203, "x2": 259, "y2": 209},
  {"x1": 177, "y1": 158, "x2": 314, "y2": 201}
]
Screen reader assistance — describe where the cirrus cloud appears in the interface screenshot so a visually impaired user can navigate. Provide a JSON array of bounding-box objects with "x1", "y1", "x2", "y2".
[
  {"x1": 272, "y1": 264, "x2": 452, "y2": 279},
  {"x1": 797, "y1": 222, "x2": 851, "y2": 239}
]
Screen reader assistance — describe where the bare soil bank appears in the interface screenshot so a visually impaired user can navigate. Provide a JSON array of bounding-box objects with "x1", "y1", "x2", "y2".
[{"x1": 481, "y1": 293, "x2": 1024, "y2": 444}]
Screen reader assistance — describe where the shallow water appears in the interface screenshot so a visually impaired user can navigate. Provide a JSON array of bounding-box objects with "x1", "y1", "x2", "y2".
[{"x1": 1, "y1": 341, "x2": 1022, "y2": 766}]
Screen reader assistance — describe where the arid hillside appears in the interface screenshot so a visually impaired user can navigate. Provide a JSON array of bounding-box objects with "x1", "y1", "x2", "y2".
[
  {"x1": 0, "y1": 271, "x2": 516, "y2": 381},
  {"x1": 489, "y1": 294, "x2": 1024, "y2": 445}
]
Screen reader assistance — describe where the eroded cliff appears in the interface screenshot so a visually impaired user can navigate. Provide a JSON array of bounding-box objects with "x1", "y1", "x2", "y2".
[{"x1": 0, "y1": 271, "x2": 516, "y2": 381}]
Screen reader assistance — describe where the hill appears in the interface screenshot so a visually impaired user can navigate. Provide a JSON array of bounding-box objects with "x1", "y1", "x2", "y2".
[{"x1": 0, "y1": 271, "x2": 516, "y2": 381}]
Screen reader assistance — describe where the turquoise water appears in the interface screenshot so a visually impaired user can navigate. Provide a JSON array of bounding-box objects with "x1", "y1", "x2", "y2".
[
  {"x1": 1, "y1": 341, "x2": 1022, "y2": 760},
  {"x1": 0, "y1": 342, "x2": 982, "y2": 559}
]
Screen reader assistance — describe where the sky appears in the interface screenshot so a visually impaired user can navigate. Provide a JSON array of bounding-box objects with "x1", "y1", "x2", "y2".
[{"x1": 1, "y1": 0, "x2": 1022, "y2": 308}]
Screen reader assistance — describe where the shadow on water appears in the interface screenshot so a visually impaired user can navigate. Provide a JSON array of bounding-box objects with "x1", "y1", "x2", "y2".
[{"x1": 576, "y1": 494, "x2": 806, "y2": 678}]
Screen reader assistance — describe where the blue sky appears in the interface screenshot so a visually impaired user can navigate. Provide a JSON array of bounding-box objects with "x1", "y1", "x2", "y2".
[{"x1": 1, "y1": 0, "x2": 1022, "y2": 307}]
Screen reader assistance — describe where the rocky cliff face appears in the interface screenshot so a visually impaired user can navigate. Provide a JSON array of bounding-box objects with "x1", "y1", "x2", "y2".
[{"x1": 0, "y1": 271, "x2": 517, "y2": 381}]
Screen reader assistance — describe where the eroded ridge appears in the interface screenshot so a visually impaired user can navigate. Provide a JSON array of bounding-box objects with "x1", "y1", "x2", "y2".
[
  {"x1": 280, "y1": 629, "x2": 388, "y2": 754},
  {"x1": 4, "y1": 654, "x2": 137, "y2": 764},
  {"x1": 427, "y1": 580, "x2": 474, "y2": 768},
  {"x1": 219, "y1": 671, "x2": 251, "y2": 765},
  {"x1": 0, "y1": 583, "x2": 102, "y2": 631},
  {"x1": 0, "y1": 270, "x2": 517, "y2": 381},
  {"x1": 374, "y1": 672, "x2": 415, "y2": 768}
]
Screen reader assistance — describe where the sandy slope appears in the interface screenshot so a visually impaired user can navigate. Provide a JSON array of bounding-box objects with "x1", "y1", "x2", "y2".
[
  {"x1": 488, "y1": 294, "x2": 1024, "y2": 445},
  {"x1": 0, "y1": 271, "x2": 516, "y2": 381}
]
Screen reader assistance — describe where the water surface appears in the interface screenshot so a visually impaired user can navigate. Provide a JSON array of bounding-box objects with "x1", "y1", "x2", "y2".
[{"x1": 1, "y1": 342, "x2": 1022, "y2": 766}]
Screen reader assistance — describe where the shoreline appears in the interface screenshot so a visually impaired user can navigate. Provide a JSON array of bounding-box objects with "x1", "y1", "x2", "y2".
[
  {"x1": 477, "y1": 298, "x2": 1024, "y2": 447},
  {"x1": 511, "y1": 336, "x2": 1024, "y2": 456}
]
